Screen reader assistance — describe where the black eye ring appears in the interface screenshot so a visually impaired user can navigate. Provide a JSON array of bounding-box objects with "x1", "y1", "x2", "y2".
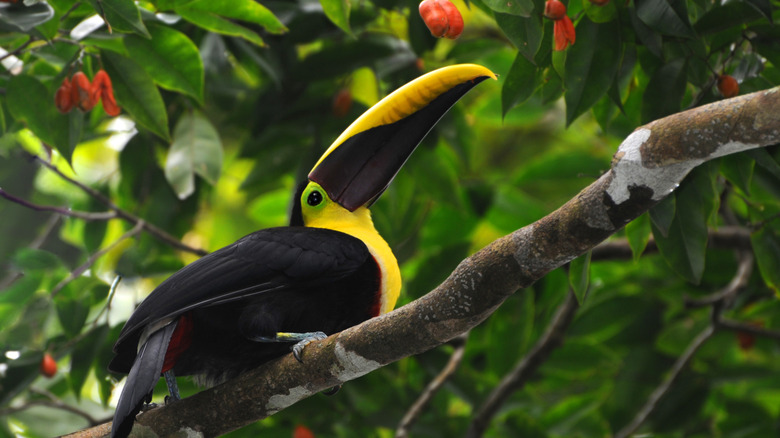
[{"x1": 307, "y1": 190, "x2": 323, "y2": 206}]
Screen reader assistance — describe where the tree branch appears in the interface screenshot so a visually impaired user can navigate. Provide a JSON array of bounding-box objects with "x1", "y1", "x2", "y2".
[
  {"x1": 614, "y1": 322, "x2": 716, "y2": 438},
  {"x1": 71, "y1": 87, "x2": 780, "y2": 437},
  {"x1": 25, "y1": 154, "x2": 207, "y2": 256},
  {"x1": 466, "y1": 291, "x2": 579, "y2": 438},
  {"x1": 395, "y1": 333, "x2": 469, "y2": 438},
  {"x1": 51, "y1": 221, "x2": 144, "y2": 297}
]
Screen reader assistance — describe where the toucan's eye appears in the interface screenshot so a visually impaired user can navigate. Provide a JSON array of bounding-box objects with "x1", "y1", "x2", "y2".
[{"x1": 307, "y1": 190, "x2": 323, "y2": 206}]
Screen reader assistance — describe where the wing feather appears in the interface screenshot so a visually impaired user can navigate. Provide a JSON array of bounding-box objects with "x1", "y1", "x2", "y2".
[{"x1": 110, "y1": 227, "x2": 370, "y2": 370}]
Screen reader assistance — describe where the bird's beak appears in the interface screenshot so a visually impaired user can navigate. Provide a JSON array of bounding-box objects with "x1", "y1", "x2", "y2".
[{"x1": 308, "y1": 64, "x2": 496, "y2": 211}]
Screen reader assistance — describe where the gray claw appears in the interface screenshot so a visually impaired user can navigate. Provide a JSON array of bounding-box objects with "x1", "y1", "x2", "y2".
[{"x1": 292, "y1": 331, "x2": 328, "y2": 363}]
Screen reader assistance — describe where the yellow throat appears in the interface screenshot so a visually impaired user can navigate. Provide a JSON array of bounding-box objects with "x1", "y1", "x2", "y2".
[{"x1": 300, "y1": 183, "x2": 401, "y2": 314}]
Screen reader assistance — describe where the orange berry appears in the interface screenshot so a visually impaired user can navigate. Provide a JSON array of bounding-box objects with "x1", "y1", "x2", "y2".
[
  {"x1": 40, "y1": 353, "x2": 57, "y2": 378},
  {"x1": 544, "y1": 0, "x2": 567, "y2": 20},
  {"x1": 419, "y1": 0, "x2": 464, "y2": 39},
  {"x1": 717, "y1": 74, "x2": 739, "y2": 98}
]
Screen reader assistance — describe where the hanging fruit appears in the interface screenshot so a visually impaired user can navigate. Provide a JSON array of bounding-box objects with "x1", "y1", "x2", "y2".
[
  {"x1": 544, "y1": 0, "x2": 576, "y2": 51},
  {"x1": 53, "y1": 69, "x2": 121, "y2": 116},
  {"x1": 70, "y1": 72, "x2": 97, "y2": 112},
  {"x1": 419, "y1": 0, "x2": 464, "y2": 40},
  {"x1": 40, "y1": 353, "x2": 57, "y2": 378},
  {"x1": 92, "y1": 69, "x2": 121, "y2": 116},
  {"x1": 332, "y1": 88, "x2": 352, "y2": 118},
  {"x1": 717, "y1": 74, "x2": 739, "y2": 98},
  {"x1": 54, "y1": 77, "x2": 74, "y2": 114}
]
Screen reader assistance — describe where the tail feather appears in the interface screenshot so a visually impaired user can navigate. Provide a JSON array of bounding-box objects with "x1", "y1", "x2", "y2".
[{"x1": 111, "y1": 322, "x2": 177, "y2": 438}]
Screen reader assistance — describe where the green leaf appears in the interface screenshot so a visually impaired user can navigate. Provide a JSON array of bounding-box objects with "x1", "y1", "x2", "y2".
[
  {"x1": 483, "y1": 0, "x2": 534, "y2": 17},
  {"x1": 569, "y1": 251, "x2": 592, "y2": 304},
  {"x1": 175, "y1": 0, "x2": 286, "y2": 44},
  {"x1": 748, "y1": 148, "x2": 780, "y2": 180},
  {"x1": 102, "y1": 50, "x2": 170, "y2": 141},
  {"x1": 502, "y1": 52, "x2": 537, "y2": 116},
  {"x1": 87, "y1": 0, "x2": 150, "y2": 37},
  {"x1": 6, "y1": 76, "x2": 74, "y2": 162},
  {"x1": 720, "y1": 153, "x2": 754, "y2": 195},
  {"x1": 635, "y1": 0, "x2": 696, "y2": 38},
  {"x1": 751, "y1": 227, "x2": 780, "y2": 295},
  {"x1": 641, "y1": 57, "x2": 687, "y2": 124},
  {"x1": 494, "y1": 13, "x2": 542, "y2": 63},
  {"x1": 626, "y1": 212, "x2": 651, "y2": 261},
  {"x1": 584, "y1": 0, "x2": 617, "y2": 23},
  {"x1": 68, "y1": 324, "x2": 109, "y2": 399},
  {"x1": 694, "y1": 1, "x2": 763, "y2": 35},
  {"x1": 11, "y1": 248, "x2": 62, "y2": 271},
  {"x1": 564, "y1": 17, "x2": 622, "y2": 126},
  {"x1": 124, "y1": 24, "x2": 205, "y2": 103},
  {"x1": 55, "y1": 291, "x2": 91, "y2": 338},
  {"x1": 320, "y1": 0, "x2": 350, "y2": 34},
  {"x1": 176, "y1": 7, "x2": 264, "y2": 46},
  {"x1": 649, "y1": 193, "x2": 675, "y2": 237},
  {"x1": 650, "y1": 164, "x2": 718, "y2": 284},
  {"x1": 628, "y1": 6, "x2": 662, "y2": 58},
  {"x1": 0, "y1": 1, "x2": 54, "y2": 32},
  {"x1": 165, "y1": 111, "x2": 223, "y2": 200}
]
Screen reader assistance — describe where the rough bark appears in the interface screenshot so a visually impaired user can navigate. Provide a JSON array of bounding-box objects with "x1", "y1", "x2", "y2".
[{"x1": 64, "y1": 87, "x2": 780, "y2": 438}]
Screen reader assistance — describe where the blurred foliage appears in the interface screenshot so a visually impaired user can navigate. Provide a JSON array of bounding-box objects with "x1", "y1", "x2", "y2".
[{"x1": 0, "y1": 0, "x2": 779, "y2": 437}]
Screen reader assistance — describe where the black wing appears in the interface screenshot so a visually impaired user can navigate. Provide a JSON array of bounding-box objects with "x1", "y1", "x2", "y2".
[{"x1": 110, "y1": 226, "x2": 370, "y2": 371}]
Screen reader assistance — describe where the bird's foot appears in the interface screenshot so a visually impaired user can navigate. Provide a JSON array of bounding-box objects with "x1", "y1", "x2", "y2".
[
  {"x1": 141, "y1": 402, "x2": 159, "y2": 412},
  {"x1": 163, "y1": 370, "x2": 181, "y2": 404},
  {"x1": 251, "y1": 331, "x2": 329, "y2": 362},
  {"x1": 291, "y1": 331, "x2": 328, "y2": 363}
]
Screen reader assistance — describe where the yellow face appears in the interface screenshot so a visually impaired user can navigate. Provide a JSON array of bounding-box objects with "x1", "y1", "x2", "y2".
[
  {"x1": 299, "y1": 181, "x2": 401, "y2": 314},
  {"x1": 300, "y1": 182, "x2": 357, "y2": 228}
]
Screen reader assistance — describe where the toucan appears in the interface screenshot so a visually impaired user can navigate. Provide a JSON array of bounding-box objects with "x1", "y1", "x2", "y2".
[{"x1": 108, "y1": 64, "x2": 495, "y2": 438}]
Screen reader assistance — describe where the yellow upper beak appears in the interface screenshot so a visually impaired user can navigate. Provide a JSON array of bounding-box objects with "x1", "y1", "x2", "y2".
[{"x1": 308, "y1": 64, "x2": 496, "y2": 211}]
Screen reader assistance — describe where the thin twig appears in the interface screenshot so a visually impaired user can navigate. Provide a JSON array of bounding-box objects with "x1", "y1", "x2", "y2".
[
  {"x1": 0, "y1": 214, "x2": 60, "y2": 291},
  {"x1": 718, "y1": 319, "x2": 780, "y2": 341},
  {"x1": 465, "y1": 291, "x2": 580, "y2": 438},
  {"x1": 60, "y1": 1, "x2": 83, "y2": 22},
  {"x1": 28, "y1": 153, "x2": 206, "y2": 256},
  {"x1": 0, "y1": 36, "x2": 35, "y2": 62},
  {"x1": 615, "y1": 244, "x2": 754, "y2": 438},
  {"x1": 0, "y1": 188, "x2": 117, "y2": 221},
  {"x1": 613, "y1": 323, "x2": 716, "y2": 438},
  {"x1": 51, "y1": 221, "x2": 144, "y2": 297},
  {"x1": 685, "y1": 251, "x2": 753, "y2": 308},
  {"x1": 1, "y1": 388, "x2": 102, "y2": 426},
  {"x1": 396, "y1": 333, "x2": 469, "y2": 438}
]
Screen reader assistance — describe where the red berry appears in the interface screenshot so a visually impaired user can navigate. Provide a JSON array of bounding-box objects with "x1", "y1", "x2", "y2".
[
  {"x1": 70, "y1": 72, "x2": 97, "y2": 112},
  {"x1": 54, "y1": 77, "x2": 74, "y2": 114},
  {"x1": 419, "y1": 0, "x2": 464, "y2": 39},
  {"x1": 554, "y1": 15, "x2": 576, "y2": 51},
  {"x1": 92, "y1": 70, "x2": 121, "y2": 116},
  {"x1": 293, "y1": 425, "x2": 315, "y2": 438},
  {"x1": 717, "y1": 75, "x2": 739, "y2": 98},
  {"x1": 332, "y1": 88, "x2": 352, "y2": 118},
  {"x1": 40, "y1": 353, "x2": 57, "y2": 378},
  {"x1": 544, "y1": 0, "x2": 567, "y2": 20}
]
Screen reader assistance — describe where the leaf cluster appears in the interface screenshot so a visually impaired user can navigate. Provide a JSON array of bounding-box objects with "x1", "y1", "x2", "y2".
[{"x1": 0, "y1": 0, "x2": 778, "y2": 437}]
